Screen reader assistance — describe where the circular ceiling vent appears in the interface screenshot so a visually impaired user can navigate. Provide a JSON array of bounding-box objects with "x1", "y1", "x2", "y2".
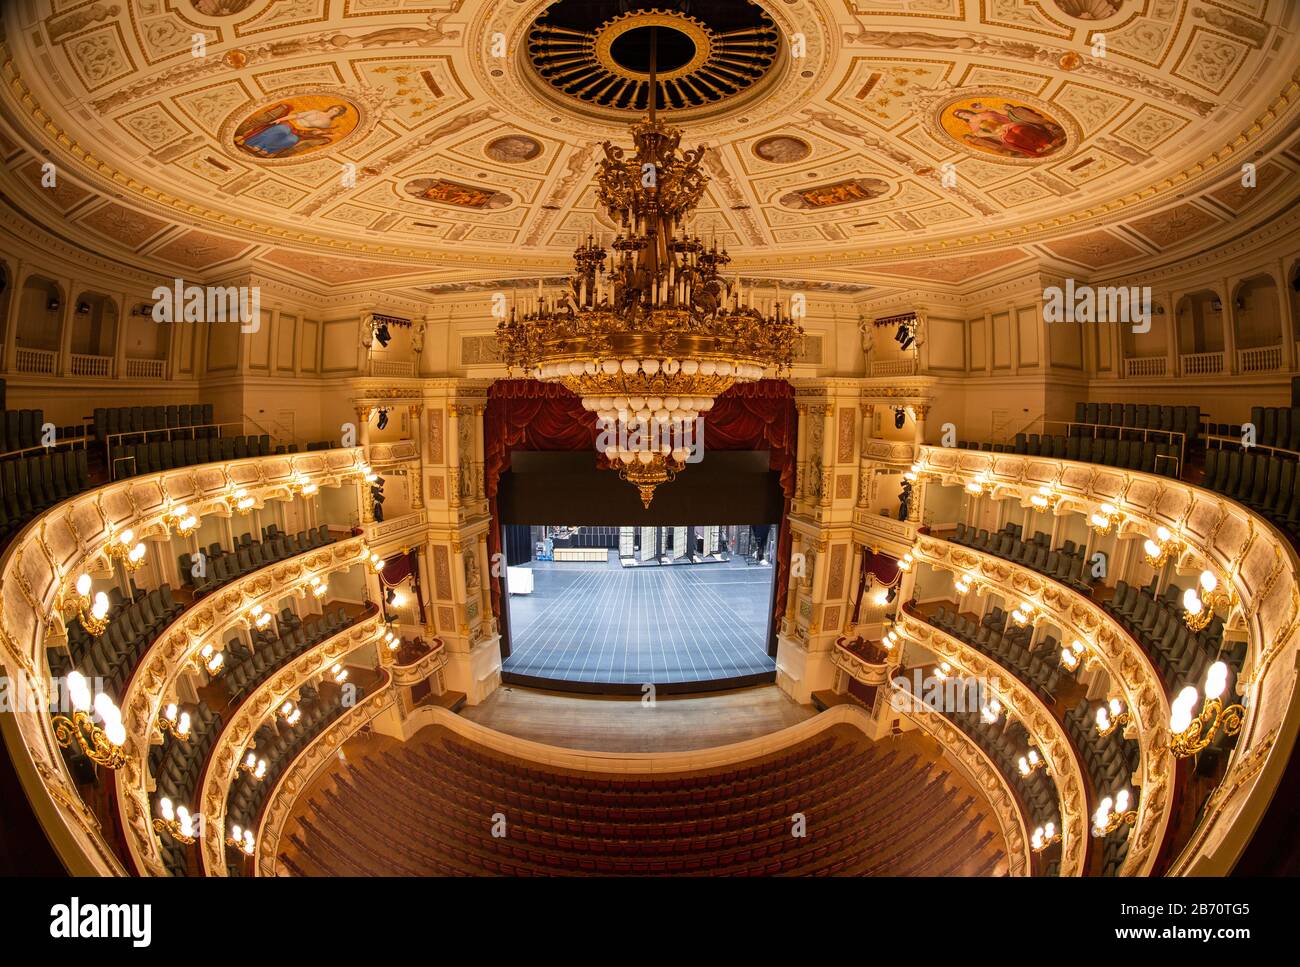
[{"x1": 527, "y1": 1, "x2": 780, "y2": 114}]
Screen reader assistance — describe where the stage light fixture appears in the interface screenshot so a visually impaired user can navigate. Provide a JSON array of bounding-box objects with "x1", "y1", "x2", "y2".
[
  {"x1": 376, "y1": 408, "x2": 389, "y2": 431},
  {"x1": 375, "y1": 323, "x2": 391, "y2": 347},
  {"x1": 893, "y1": 406, "x2": 906, "y2": 430}
]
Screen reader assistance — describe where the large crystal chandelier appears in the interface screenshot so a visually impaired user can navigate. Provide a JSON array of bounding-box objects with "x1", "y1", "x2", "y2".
[{"x1": 496, "y1": 29, "x2": 802, "y2": 508}]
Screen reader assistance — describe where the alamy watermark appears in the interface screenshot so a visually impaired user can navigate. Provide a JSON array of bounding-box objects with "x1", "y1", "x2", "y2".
[
  {"x1": 1, "y1": 674, "x2": 109, "y2": 715},
  {"x1": 1043, "y1": 280, "x2": 1152, "y2": 334},
  {"x1": 151, "y1": 278, "x2": 260, "y2": 333},
  {"x1": 890, "y1": 668, "x2": 1005, "y2": 714}
]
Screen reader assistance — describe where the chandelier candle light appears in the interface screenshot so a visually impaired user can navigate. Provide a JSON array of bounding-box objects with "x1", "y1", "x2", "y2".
[{"x1": 495, "y1": 27, "x2": 801, "y2": 507}]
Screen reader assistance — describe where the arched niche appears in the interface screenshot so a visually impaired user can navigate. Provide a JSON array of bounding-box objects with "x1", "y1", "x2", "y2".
[
  {"x1": 70, "y1": 291, "x2": 119, "y2": 358},
  {"x1": 1174, "y1": 289, "x2": 1224, "y2": 356},
  {"x1": 1231, "y1": 274, "x2": 1281, "y2": 350},
  {"x1": 16, "y1": 275, "x2": 63, "y2": 352}
]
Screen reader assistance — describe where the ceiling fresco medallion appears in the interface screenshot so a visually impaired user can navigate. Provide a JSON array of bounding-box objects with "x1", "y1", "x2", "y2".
[
  {"x1": 485, "y1": 135, "x2": 543, "y2": 164},
  {"x1": 1050, "y1": 0, "x2": 1125, "y2": 21},
  {"x1": 753, "y1": 135, "x2": 812, "y2": 164},
  {"x1": 779, "y1": 177, "x2": 889, "y2": 209},
  {"x1": 227, "y1": 94, "x2": 362, "y2": 163},
  {"x1": 920, "y1": 89, "x2": 1079, "y2": 165},
  {"x1": 188, "y1": 0, "x2": 263, "y2": 15},
  {"x1": 403, "y1": 178, "x2": 512, "y2": 210}
]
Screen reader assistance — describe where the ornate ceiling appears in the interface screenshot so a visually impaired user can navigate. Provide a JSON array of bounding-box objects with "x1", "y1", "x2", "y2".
[{"x1": 0, "y1": 0, "x2": 1297, "y2": 291}]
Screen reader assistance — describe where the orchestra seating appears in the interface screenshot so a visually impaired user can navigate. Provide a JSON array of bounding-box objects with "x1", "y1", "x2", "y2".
[
  {"x1": 93, "y1": 404, "x2": 214, "y2": 445},
  {"x1": 111, "y1": 433, "x2": 272, "y2": 478},
  {"x1": 946, "y1": 708, "x2": 1059, "y2": 860},
  {"x1": 54, "y1": 585, "x2": 184, "y2": 699},
  {"x1": 925, "y1": 605, "x2": 1062, "y2": 702},
  {"x1": 148, "y1": 702, "x2": 221, "y2": 875},
  {"x1": 221, "y1": 606, "x2": 358, "y2": 701},
  {"x1": 0, "y1": 449, "x2": 91, "y2": 540},
  {"x1": 1072, "y1": 401, "x2": 1200, "y2": 449},
  {"x1": 1202, "y1": 448, "x2": 1300, "y2": 536},
  {"x1": 224, "y1": 683, "x2": 354, "y2": 872},
  {"x1": 952, "y1": 522, "x2": 1092, "y2": 593},
  {"x1": 1063, "y1": 701, "x2": 1138, "y2": 877},
  {"x1": 1206, "y1": 405, "x2": 1300, "y2": 451},
  {"x1": 178, "y1": 524, "x2": 334, "y2": 596},
  {"x1": 956, "y1": 435, "x2": 1181, "y2": 476},
  {"x1": 1100, "y1": 579, "x2": 1243, "y2": 694},
  {"x1": 279, "y1": 728, "x2": 1008, "y2": 876}
]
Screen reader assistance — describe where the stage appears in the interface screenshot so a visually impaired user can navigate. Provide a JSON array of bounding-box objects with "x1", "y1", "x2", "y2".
[{"x1": 502, "y1": 556, "x2": 776, "y2": 692}]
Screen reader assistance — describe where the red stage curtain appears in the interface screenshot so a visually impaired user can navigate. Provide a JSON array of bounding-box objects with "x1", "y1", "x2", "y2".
[{"x1": 484, "y1": 379, "x2": 797, "y2": 650}]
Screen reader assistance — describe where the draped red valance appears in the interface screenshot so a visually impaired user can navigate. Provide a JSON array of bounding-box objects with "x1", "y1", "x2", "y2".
[
  {"x1": 864, "y1": 551, "x2": 902, "y2": 588},
  {"x1": 484, "y1": 379, "x2": 798, "y2": 651}
]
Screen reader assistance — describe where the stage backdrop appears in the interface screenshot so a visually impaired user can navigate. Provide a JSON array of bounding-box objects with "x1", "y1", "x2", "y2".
[{"x1": 484, "y1": 379, "x2": 798, "y2": 656}]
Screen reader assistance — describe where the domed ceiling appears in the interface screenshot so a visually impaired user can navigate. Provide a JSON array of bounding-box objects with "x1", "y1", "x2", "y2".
[{"x1": 0, "y1": 0, "x2": 1297, "y2": 290}]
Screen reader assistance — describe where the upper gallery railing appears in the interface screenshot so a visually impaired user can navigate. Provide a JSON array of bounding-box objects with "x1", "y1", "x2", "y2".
[
  {"x1": 0, "y1": 447, "x2": 368, "y2": 875},
  {"x1": 915, "y1": 444, "x2": 1300, "y2": 875}
]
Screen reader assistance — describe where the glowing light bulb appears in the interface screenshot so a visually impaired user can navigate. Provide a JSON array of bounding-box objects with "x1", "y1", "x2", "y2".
[{"x1": 75, "y1": 573, "x2": 92, "y2": 598}]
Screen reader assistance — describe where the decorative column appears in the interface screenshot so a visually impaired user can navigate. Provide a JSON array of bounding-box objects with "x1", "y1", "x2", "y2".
[
  {"x1": 1221, "y1": 283, "x2": 1239, "y2": 375},
  {"x1": 1277, "y1": 262, "x2": 1297, "y2": 371},
  {"x1": 446, "y1": 406, "x2": 461, "y2": 510},
  {"x1": 355, "y1": 406, "x2": 372, "y2": 448},
  {"x1": 408, "y1": 404, "x2": 425, "y2": 462},
  {"x1": 912, "y1": 402, "x2": 929, "y2": 448},
  {"x1": 56, "y1": 281, "x2": 76, "y2": 377}
]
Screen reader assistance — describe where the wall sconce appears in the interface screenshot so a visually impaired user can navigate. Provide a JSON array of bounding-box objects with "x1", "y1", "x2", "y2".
[
  {"x1": 965, "y1": 472, "x2": 992, "y2": 495},
  {"x1": 1169, "y1": 660, "x2": 1246, "y2": 758},
  {"x1": 308, "y1": 576, "x2": 328, "y2": 598},
  {"x1": 158, "y1": 703, "x2": 191, "y2": 741},
  {"x1": 896, "y1": 551, "x2": 914, "y2": 572},
  {"x1": 1142, "y1": 526, "x2": 1183, "y2": 568},
  {"x1": 240, "y1": 752, "x2": 268, "y2": 780},
  {"x1": 1095, "y1": 698, "x2": 1131, "y2": 737},
  {"x1": 1029, "y1": 486, "x2": 1060, "y2": 511},
  {"x1": 153, "y1": 798, "x2": 197, "y2": 844},
  {"x1": 1060, "y1": 639, "x2": 1091, "y2": 671},
  {"x1": 903, "y1": 462, "x2": 933, "y2": 483},
  {"x1": 247, "y1": 604, "x2": 272, "y2": 631},
  {"x1": 198, "y1": 643, "x2": 225, "y2": 676},
  {"x1": 67, "y1": 574, "x2": 111, "y2": 637},
  {"x1": 1088, "y1": 503, "x2": 1123, "y2": 535},
  {"x1": 162, "y1": 504, "x2": 198, "y2": 537},
  {"x1": 330, "y1": 663, "x2": 349, "y2": 684},
  {"x1": 881, "y1": 627, "x2": 904, "y2": 652},
  {"x1": 934, "y1": 660, "x2": 954, "y2": 680},
  {"x1": 1092, "y1": 789, "x2": 1138, "y2": 837},
  {"x1": 1031, "y1": 822, "x2": 1060, "y2": 852},
  {"x1": 954, "y1": 572, "x2": 980, "y2": 595},
  {"x1": 289, "y1": 475, "x2": 318, "y2": 497},
  {"x1": 1182, "y1": 570, "x2": 1236, "y2": 632},
  {"x1": 1018, "y1": 748, "x2": 1045, "y2": 776},
  {"x1": 980, "y1": 696, "x2": 1003, "y2": 724},
  {"x1": 228, "y1": 488, "x2": 255, "y2": 515},
  {"x1": 107, "y1": 530, "x2": 147, "y2": 573},
  {"x1": 366, "y1": 550, "x2": 385, "y2": 573},
  {"x1": 384, "y1": 629, "x2": 400, "y2": 652},
  {"x1": 227, "y1": 825, "x2": 256, "y2": 856},
  {"x1": 52, "y1": 671, "x2": 126, "y2": 769},
  {"x1": 1010, "y1": 602, "x2": 1035, "y2": 627},
  {"x1": 279, "y1": 700, "x2": 302, "y2": 726}
]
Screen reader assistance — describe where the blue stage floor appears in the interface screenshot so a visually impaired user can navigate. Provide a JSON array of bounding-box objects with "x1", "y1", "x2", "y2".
[{"x1": 502, "y1": 557, "x2": 776, "y2": 686}]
